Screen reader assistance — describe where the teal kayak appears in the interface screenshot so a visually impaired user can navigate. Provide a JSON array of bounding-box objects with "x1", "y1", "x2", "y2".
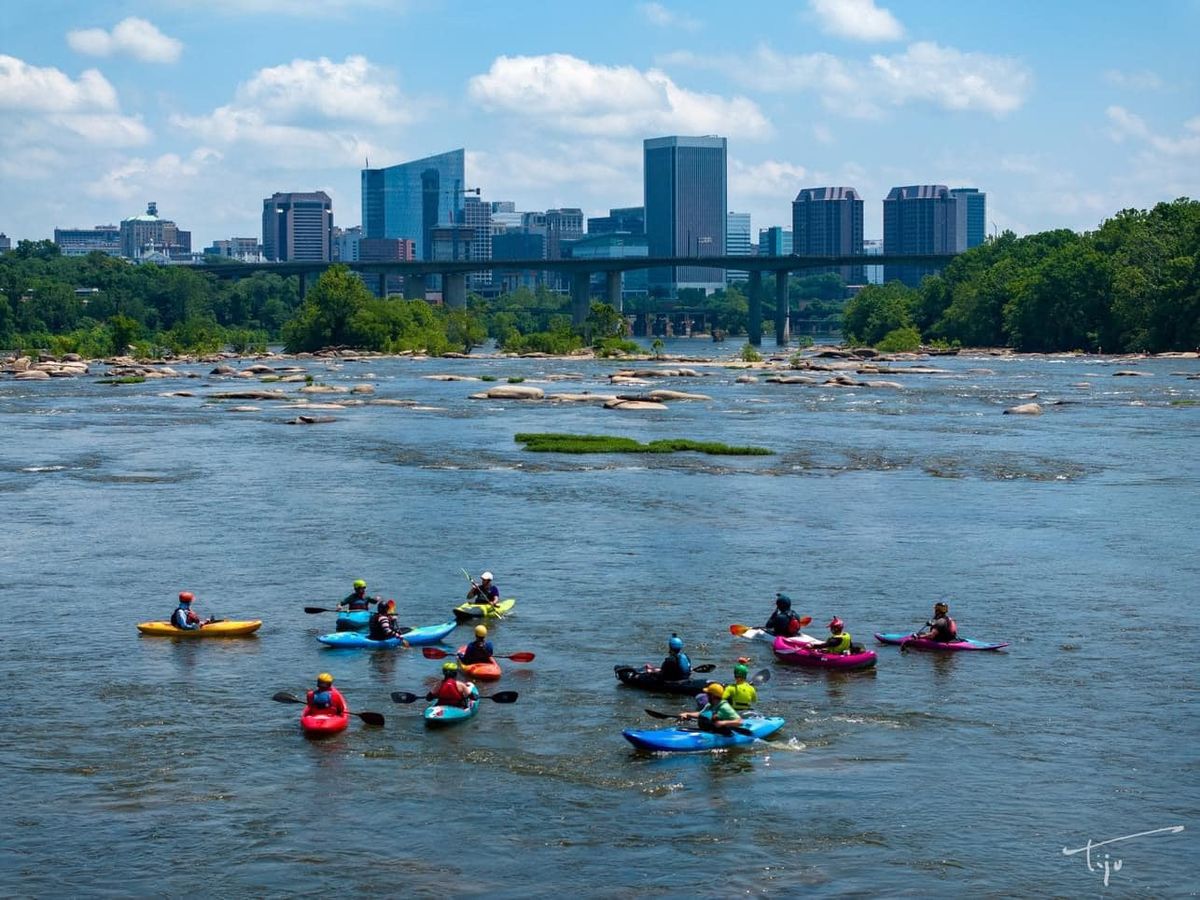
[
  {"x1": 623, "y1": 715, "x2": 785, "y2": 752},
  {"x1": 317, "y1": 620, "x2": 457, "y2": 648},
  {"x1": 874, "y1": 632, "x2": 1009, "y2": 651},
  {"x1": 335, "y1": 610, "x2": 371, "y2": 631},
  {"x1": 423, "y1": 685, "x2": 480, "y2": 727}
]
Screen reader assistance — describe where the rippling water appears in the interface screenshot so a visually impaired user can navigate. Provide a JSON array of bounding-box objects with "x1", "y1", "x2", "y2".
[{"x1": 2, "y1": 345, "x2": 1197, "y2": 897}]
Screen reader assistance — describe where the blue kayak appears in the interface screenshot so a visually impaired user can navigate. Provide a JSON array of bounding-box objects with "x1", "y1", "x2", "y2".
[
  {"x1": 623, "y1": 716, "x2": 785, "y2": 752},
  {"x1": 874, "y1": 632, "x2": 1010, "y2": 651},
  {"x1": 317, "y1": 621, "x2": 457, "y2": 649},
  {"x1": 335, "y1": 610, "x2": 371, "y2": 631},
  {"x1": 423, "y1": 685, "x2": 480, "y2": 727}
]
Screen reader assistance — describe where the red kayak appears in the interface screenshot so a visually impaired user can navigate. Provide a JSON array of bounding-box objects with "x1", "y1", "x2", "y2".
[
  {"x1": 773, "y1": 635, "x2": 878, "y2": 671},
  {"x1": 300, "y1": 709, "x2": 350, "y2": 736},
  {"x1": 457, "y1": 645, "x2": 502, "y2": 681}
]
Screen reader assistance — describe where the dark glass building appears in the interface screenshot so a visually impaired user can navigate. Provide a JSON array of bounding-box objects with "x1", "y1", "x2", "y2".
[
  {"x1": 950, "y1": 187, "x2": 987, "y2": 248},
  {"x1": 644, "y1": 135, "x2": 727, "y2": 295},
  {"x1": 882, "y1": 185, "x2": 965, "y2": 287},
  {"x1": 361, "y1": 149, "x2": 465, "y2": 261},
  {"x1": 792, "y1": 186, "x2": 864, "y2": 285},
  {"x1": 587, "y1": 206, "x2": 645, "y2": 235}
]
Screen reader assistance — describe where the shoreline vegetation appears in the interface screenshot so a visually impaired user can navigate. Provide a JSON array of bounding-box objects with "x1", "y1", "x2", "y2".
[
  {"x1": 1, "y1": 199, "x2": 1197, "y2": 363},
  {"x1": 514, "y1": 433, "x2": 773, "y2": 455}
]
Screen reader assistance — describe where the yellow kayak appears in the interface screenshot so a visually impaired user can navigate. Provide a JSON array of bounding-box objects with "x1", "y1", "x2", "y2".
[
  {"x1": 136, "y1": 619, "x2": 263, "y2": 637},
  {"x1": 453, "y1": 598, "x2": 515, "y2": 622}
]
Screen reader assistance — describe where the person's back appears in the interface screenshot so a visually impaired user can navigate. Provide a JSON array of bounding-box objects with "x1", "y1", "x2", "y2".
[
  {"x1": 723, "y1": 665, "x2": 757, "y2": 710},
  {"x1": 765, "y1": 593, "x2": 801, "y2": 636},
  {"x1": 368, "y1": 601, "x2": 396, "y2": 641},
  {"x1": 925, "y1": 602, "x2": 957, "y2": 642},
  {"x1": 461, "y1": 638, "x2": 493, "y2": 664},
  {"x1": 435, "y1": 664, "x2": 472, "y2": 707},
  {"x1": 659, "y1": 649, "x2": 691, "y2": 681},
  {"x1": 468, "y1": 572, "x2": 500, "y2": 605},
  {"x1": 171, "y1": 592, "x2": 201, "y2": 630},
  {"x1": 305, "y1": 674, "x2": 346, "y2": 716}
]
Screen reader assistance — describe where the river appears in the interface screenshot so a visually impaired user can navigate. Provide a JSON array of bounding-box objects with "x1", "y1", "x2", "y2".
[{"x1": 1, "y1": 344, "x2": 1196, "y2": 897}]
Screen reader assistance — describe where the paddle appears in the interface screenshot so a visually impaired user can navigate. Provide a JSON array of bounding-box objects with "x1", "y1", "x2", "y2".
[
  {"x1": 460, "y1": 568, "x2": 504, "y2": 618},
  {"x1": 421, "y1": 647, "x2": 535, "y2": 663},
  {"x1": 900, "y1": 622, "x2": 933, "y2": 651},
  {"x1": 390, "y1": 690, "x2": 519, "y2": 704},
  {"x1": 271, "y1": 691, "x2": 385, "y2": 726},
  {"x1": 730, "y1": 617, "x2": 812, "y2": 638},
  {"x1": 304, "y1": 606, "x2": 339, "y2": 614},
  {"x1": 642, "y1": 707, "x2": 754, "y2": 737}
]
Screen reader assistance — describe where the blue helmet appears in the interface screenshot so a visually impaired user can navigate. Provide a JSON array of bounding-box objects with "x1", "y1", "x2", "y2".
[
  {"x1": 668, "y1": 635, "x2": 684, "y2": 651},
  {"x1": 775, "y1": 593, "x2": 792, "y2": 609}
]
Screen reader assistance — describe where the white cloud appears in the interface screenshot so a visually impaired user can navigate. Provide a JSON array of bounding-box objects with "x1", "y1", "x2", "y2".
[
  {"x1": 810, "y1": 0, "x2": 904, "y2": 42},
  {"x1": 639, "y1": 3, "x2": 701, "y2": 31},
  {"x1": 166, "y1": 0, "x2": 392, "y2": 16},
  {"x1": 468, "y1": 54, "x2": 772, "y2": 139},
  {"x1": 86, "y1": 149, "x2": 222, "y2": 201},
  {"x1": 730, "y1": 159, "x2": 809, "y2": 201},
  {"x1": 1103, "y1": 69, "x2": 1164, "y2": 91},
  {"x1": 1106, "y1": 106, "x2": 1200, "y2": 157},
  {"x1": 0, "y1": 54, "x2": 118, "y2": 111},
  {"x1": 67, "y1": 18, "x2": 183, "y2": 64}
]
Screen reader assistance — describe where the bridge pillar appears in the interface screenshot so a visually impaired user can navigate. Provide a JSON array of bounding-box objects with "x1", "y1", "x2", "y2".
[
  {"x1": 605, "y1": 270, "x2": 622, "y2": 311},
  {"x1": 378, "y1": 273, "x2": 387, "y2": 297},
  {"x1": 403, "y1": 274, "x2": 426, "y2": 300},
  {"x1": 571, "y1": 271, "x2": 592, "y2": 325},
  {"x1": 775, "y1": 270, "x2": 790, "y2": 346},
  {"x1": 298, "y1": 272, "x2": 307, "y2": 300},
  {"x1": 443, "y1": 273, "x2": 467, "y2": 308},
  {"x1": 747, "y1": 271, "x2": 762, "y2": 346}
]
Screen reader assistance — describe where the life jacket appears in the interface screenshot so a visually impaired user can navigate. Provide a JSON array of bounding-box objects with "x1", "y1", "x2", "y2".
[
  {"x1": 827, "y1": 631, "x2": 852, "y2": 653},
  {"x1": 368, "y1": 612, "x2": 394, "y2": 641},
  {"x1": 660, "y1": 651, "x2": 691, "y2": 680},
  {"x1": 172, "y1": 606, "x2": 199, "y2": 629},
  {"x1": 310, "y1": 689, "x2": 332, "y2": 709},
  {"x1": 724, "y1": 681, "x2": 757, "y2": 711},
  {"x1": 784, "y1": 613, "x2": 801, "y2": 636},
  {"x1": 436, "y1": 678, "x2": 469, "y2": 708},
  {"x1": 932, "y1": 616, "x2": 957, "y2": 642},
  {"x1": 461, "y1": 640, "x2": 493, "y2": 664},
  {"x1": 347, "y1": 593, "x2": 369, "y2": 611}
]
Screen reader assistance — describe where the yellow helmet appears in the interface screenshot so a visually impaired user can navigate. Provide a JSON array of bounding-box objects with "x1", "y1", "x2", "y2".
[
  {"x1": 474, "y1": 625, "x2": 488, "y2": 638},
  {"x1": 704, "y1": 682, "x2": 725, "y2": 698},
  {"x1": 353, "y1": 580, "x2": 366, "y2": 589},
  {"x1": 317, "y1": 672, "x2": 334, "y2": 685}
]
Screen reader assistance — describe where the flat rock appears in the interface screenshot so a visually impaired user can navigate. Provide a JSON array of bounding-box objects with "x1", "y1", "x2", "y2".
[
  {"x1": 547, "y1": 392, "x2": 617, "y2": 403},
  {"x1": 603, "y1": 399, "x2": 668, "y2": 410},
  {"x1": 351, "y1": 384, "x2": 375, "y2": 394},
  {"x1": 228, "y1": 406, "x2": 260, "y2": 412},
  {"x1": 424, "y1": 374, "x2": 479, "y2": 381},
  {"x1": 285, "y1": 415, "x2": 336, "y2": 425},
  {"x1": 209, "y1": 390, "x2": 287, "y2": 400},
  {"x1": 15, "y1": 369, "x2": 50, "y2": 380},
  {"x1": 479, "y1": 385, "x2": 545, "y2": 400},
  {"x1": 735, "y1": 375, "x2": 758, "y2": 383},
  {"x1": 1003, "y1": 402, "x2": 1043, "y2": 415},
  {"x1": 299, "y1": 384, "x2": 348, "y2": 393},
  {"x1": 369, "y1": 398, "x2": 420, "y2": 407},
  {"x1": 1113, "y1": 371, "x2": 1152, "y2": 377},
  {"x1": 766, "y1": 375, "x2": 818, "y2": 384},
  {"x1": 647, "y1": 389, "x2": 712, "y2": 401}
]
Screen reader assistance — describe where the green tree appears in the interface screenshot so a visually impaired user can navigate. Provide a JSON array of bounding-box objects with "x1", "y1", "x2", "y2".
[
  {"x1": 842, "y1": 282, "x2": 917, "y2": 345},
  {"x1": 108, "y1": 314, "x2": 141, "y2": 355},
  {"x1": 281, "y1": 264, "x2": 372, "y2": 351}
]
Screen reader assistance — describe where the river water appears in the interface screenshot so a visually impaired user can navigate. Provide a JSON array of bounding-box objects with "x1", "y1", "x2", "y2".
[{"x1": 1, "y1": 344, "x2": 1196, "y2": 897}]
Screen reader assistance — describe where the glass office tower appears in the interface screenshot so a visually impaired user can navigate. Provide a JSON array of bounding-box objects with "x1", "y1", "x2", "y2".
[{"x1": 361, "y1": 149, "x2": 465, "y2": 261}]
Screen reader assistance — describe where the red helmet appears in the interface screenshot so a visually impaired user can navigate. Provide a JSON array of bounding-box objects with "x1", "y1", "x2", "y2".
[
  {"x1": 828, "y1": 617, "x2": 844, "y2": 632},
  {"x1": 179, "y1": 591, "x2": 194, "y2": 603}
]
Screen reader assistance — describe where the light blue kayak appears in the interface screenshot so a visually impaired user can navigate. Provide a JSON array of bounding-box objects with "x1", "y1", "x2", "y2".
[
  {"x1": 874, "y1": 632, "x2": 1009, "y2": 651},
  {"x1": 622, "y1": 715, "x2": 785, "y2": 752},
  {"x1": 335, "y1": 610, "x2": 371, "y2": 631},
  {"x1": 317, "y1": 620, "x2": 457, "y2": 649},
  {"x1": 423, "y1": 685, "x2": 480, "y2": 727}
]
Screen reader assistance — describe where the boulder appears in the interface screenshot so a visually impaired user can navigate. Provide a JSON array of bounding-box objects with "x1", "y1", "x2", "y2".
[
  {"x1": 209, "y1": 390, "x2": 287, "y2": 400},
  {"x1": 351, "y1": 384, "x2": 375, "y2": 394},
  {"x1": 11, "y1": 356, "x2": 31, "y2": 372},
  {"x1": 285, "y1": 415, "x2": 336, "y2": 425},
  {"x1": 604, "y1": 398, "x2": 668, "y2": 410},
  {"x1": 1003, "y1": 403, "x2": 1043, "y2": 415},
  {"x1": 15, "y1": 369, "x2": 51, "y2": 380},
  {"x1": 1113, "y1": 371, "x2": 1152, "y2": 377},
  {"x1": 228, "y1": 406, "x2": 260, "y2": 412},
  {"x1": 647, "y1": 389, "x2": 712, "y2": 401},
  {"x1": 481, "y1": 384, "x2": 544, "y2": 400},
  {"x1": 766, "y1": 375, "x2": 818, "y2": 384},
  {"x1": 547, "y1": 393, "x2": 617, "y2": 403},
  {"x1": 300, "y1": 384, "x2": 348, "y2": 394},
  {"x1": 424, "y1": 374, "x2": 480, "y2": 381},
  {"x1": 243, "y1": 364, "x2": 275, "y2": 374},
  {"x1": 735, "y1": 375, "x2": 758, "y2": 383},
  {"x1": 370, "y1": 398, "x2": 420, "y2": 407},
  {"x1": 861, "y1": 380, "x2": 903, "y2": 389},
  {"x1": 210, "y1": 365, "x2": 238, "y2": 376}
]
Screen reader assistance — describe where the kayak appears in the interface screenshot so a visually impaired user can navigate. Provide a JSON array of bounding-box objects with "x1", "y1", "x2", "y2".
[
  {"x1": 614, "y1": 665, "x2": 709, "y2": 697},
  {"x1": 457, "y1": 646, "x2": 502, "y2": 681},
  {"x1": 317, "y1": 620, "x2": 457, "y2": 649},
  {"x1": 623, "y1": 716, "x2": 786, "y2": 752},
  {"x1": 874, "y1": 632, "x2": 1010, "y2": 651},
  {"x1": 335, "y1": 610, "x2": 371, "y2": 631},
  {"x1": 424, "y1": 684, "x2": 480, "y2": 727},
  {"x1": 773, "y1": 635, "x2": 877, "y2": 670},
  {"x1": 300, "y1": 709, "x2": 350, "y2": 736},
  {"x1": 736, "y1": 626, "x2": 820, "y2": 645},
  {"x1": 453, "y1": 598, "x2": 516, "y2": 622},
  {"x1": 136, "y1": 620, "x2": 262, "y2": 637}
]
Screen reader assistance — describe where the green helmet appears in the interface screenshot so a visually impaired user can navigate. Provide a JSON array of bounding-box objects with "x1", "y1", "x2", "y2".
[
  {"x1": 353, "y1": 579, "x2": 366, "y2": 589},
  {"x1": 442, "y1": 661, "x2": 458, "y2": 675},
  {"x1": 734, "y1": 663, "x2": 749, "y2": 678}
]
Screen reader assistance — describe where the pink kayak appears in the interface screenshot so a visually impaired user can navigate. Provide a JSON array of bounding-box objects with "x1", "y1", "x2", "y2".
[{"x1": 773, "y1": 635, "x2": 877, "y2": 670}]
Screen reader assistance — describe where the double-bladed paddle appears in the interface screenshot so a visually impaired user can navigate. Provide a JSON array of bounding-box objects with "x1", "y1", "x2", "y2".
[
  {"x1": 459, "y1": 568, "x2": 505, "y2": 618},
  {"x1": 642, "y1": 707, "x2": 755, "y2": 737},
  {"x1": 730, "y1": 617, "x2": 812, "y2": 638},
  {"x1": 421, "y1": 646, "x2": 535, "y2": 663},
  {"x1": 271, "y1": 691, "x2": 385, "y2": 726},
  {"x1": 390, "y1": 690, "x2": 519, "y2": 704}
]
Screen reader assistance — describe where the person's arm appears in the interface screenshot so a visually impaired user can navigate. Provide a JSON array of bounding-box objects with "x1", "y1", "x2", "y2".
[
  {"x1": 332, "y1": 690, "x2": 347, "y2": 715},
  {"x1": 488, "y1": 586, "x2": 501, "y2": 606}
]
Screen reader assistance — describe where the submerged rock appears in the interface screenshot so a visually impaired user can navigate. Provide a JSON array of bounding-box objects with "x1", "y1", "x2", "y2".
[
  {"x1": 1003, "y1": 403, "x2": 1043, "y2": 415},
  {"x1": 604, "y1": 398, "x2": 668, "y2": 411}
]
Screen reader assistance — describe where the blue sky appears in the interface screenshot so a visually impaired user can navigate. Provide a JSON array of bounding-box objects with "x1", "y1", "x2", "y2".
[{"x1": 3, "y1": 0, "x2": 1198, "y2": 247}]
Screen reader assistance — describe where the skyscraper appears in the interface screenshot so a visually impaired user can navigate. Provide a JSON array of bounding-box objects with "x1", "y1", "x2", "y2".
[
  {"x1": 587, "y1": 207, "x2": 645, "y2": 235},
  {"x1": 882, "y1": 185, "x2": 965, "y2": 287},
  {"x1": 361, "y1": 149, "x2": 465, "y2": 261},
  {"x1": 726, "y1": 212, "x2": 752, "y2": 282},
  {"x1": 950, "y1": 187, "x2": 987, "y2": 248},
  {"x1": 262, "y1": 192, "x2": 332, "y2": 262},
  {"x1": 792, "y1": 187, "x2": 864, "y2": 284},
  {"x1": 644, "y1": 135, "x2": 727, "y2": 295},
  {"x1": 758, "y1": 227, "x2": 792, "y2": 256},
  {"x1": 461, "y1": 195, "x2": 493, "y2": 289}
]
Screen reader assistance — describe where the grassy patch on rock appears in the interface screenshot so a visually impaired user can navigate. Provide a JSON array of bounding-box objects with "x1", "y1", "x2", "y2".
[
  {"x1": 514, "y1": 432, "x2": 772, "y2": 455},
  {"x1": 96, "y1": 375, "x2": 146, "y2": 384}
]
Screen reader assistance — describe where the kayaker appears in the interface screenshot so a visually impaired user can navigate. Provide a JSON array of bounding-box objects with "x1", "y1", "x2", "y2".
[
  {"x1": 722, "y1": 663, "x2": 758, "y2": 711},
  {"x1": 305, "y1": 672, "x2": 347, "y2": 717},
  {"x1": 763, "y1": 593, "x2": 803, "y2": 636},
  {"x1": 170, "y1": 591, "x2": 205, "y2": 631},
  {"x1": 810, "y1": 617, "x2": 853, "y2": 653},
  {"x1": 680, "y1": 683, "x2": 744, "y2": 730},
  {"x1": 339, "y1": 580, "x2": 374, "y2": 612},
  {"x1": 915, "y1": 602, "x2": 958, "y2": 643},
  {"x1": 433, "y1": 662, "x2": 474, "y2": 708},
  {"x1": 368, "y1": 599, "x2": 404, "y2": 642},
  {"x1": 644, "y1": 634, "x2": 692, "y2": 681},
  {"x1": 459, "y1": 625, "x2": 495, "y2": 665},
  {"x1": 466, "y1": 571, "x2": 501, "y2": 608}
]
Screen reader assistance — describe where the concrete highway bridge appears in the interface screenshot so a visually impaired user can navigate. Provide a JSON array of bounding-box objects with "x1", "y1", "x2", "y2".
[{"x1": 203, "y1": 253, "x2": 956, "y2": 346}]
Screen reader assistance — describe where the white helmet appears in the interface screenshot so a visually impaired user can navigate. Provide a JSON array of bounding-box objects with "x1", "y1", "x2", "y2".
[{"x1": 481, "y1": 571, "x2": 493, "y2": 581}]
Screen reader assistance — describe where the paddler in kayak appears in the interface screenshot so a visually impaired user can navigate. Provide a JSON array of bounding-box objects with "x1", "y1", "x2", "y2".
[
  {"x1": 914, "y1": 602, "x2": 958, "y2": 643},
  {"x1": 305, "y1": 672, "x2": 347, "y2": 717},
  {"x1": 722, "y1": 662, "x2": 758, "y2": 711},
  {"x1": 809, "y1": 617, "x2": 854, "y2": 653},
  {"x1": 368, "y1": 599, "x2": 405, "y2": 642},
  {"x1": 434, "y1": 662, "x2": 474, "y2": 708},
  {"x1": 459, "y1": 625, "x2": 495, "y2": 665},
  {"x1": 680, "y1": 683, "x2": 744, "y2": 730},
  {"x1": 170, "y1": 591, "x2": 208, "y2": 631},
  {"x1": 339, "y1": 580, "x2": 374, "y2": 612},
  {"x1": 466, "y1": 571, "x2": 501, "y2": 610},
  {"x1": 763, "y1": 593, "x2": 804, "y2": 636},
  {"x1": 643, "y1": 634, "x2": 692, "y2": 681}
]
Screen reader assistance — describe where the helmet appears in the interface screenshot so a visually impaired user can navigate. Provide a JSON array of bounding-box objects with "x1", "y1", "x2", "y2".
[
  {"x1": 386, "y1": 599, "x2": 396, "y2": 610},
  {"x1": 733, "y1": 663, "x2": 749, "y2": 678},
  {"x1": 668, "y1": 635, "x2": 684, "y2": 651},
  {"x1": 934, "y1": 601, "x2": 949, "y2": 615},
  {"x1": 317, "y1": 672, "x2": 333, "y2": 685},
  {"x1": 178, "y1": 591, "x2": 194, "y2": 603},
  {"x1": 737, "y1": 657, "x2": 751, "y2": 665},
  {"x1": 442, "y1": 661, "x2": 459, "y2": 675},
  {"x1": 775, "y1": 593, "x2": 792, "y2": 609},
  {"x1": 481, "y1": 571, "x2": 493, "y2": 581},
  {"x1": 353, "y1": 580, "x2": 366, "y2": 590},
  {"x1": 704, "y1": 682, "x2": 725, "y2": 698},
  {"x1": 828, "y1": 617, "x2": 844, "y2": 632},
  {"x1": 377, "y1": 599, "x2": 388, "y2": 612},
  {"x1": 474, "y1": 625, "x2": 488, "y2": 638}
]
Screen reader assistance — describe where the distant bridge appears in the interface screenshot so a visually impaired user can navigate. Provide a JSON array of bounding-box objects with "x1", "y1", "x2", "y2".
[{"x1": 202, "y1": 253, "x2": 956, "y2": 346}]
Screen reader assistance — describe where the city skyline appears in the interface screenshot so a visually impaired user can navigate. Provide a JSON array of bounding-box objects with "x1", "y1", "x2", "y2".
[{"x1": 3, "y1": 1, "x2": 1197, "y2": 248}]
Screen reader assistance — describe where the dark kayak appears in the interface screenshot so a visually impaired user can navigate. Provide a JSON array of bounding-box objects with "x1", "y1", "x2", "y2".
[{"x1": 614, "y1": 665, "x2": 708, "y2": 697}]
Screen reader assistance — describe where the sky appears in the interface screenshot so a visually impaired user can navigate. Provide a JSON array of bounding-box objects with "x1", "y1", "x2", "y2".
[{"x1": 2, "y1": 0, "x2": 1198, "y2": 248}]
